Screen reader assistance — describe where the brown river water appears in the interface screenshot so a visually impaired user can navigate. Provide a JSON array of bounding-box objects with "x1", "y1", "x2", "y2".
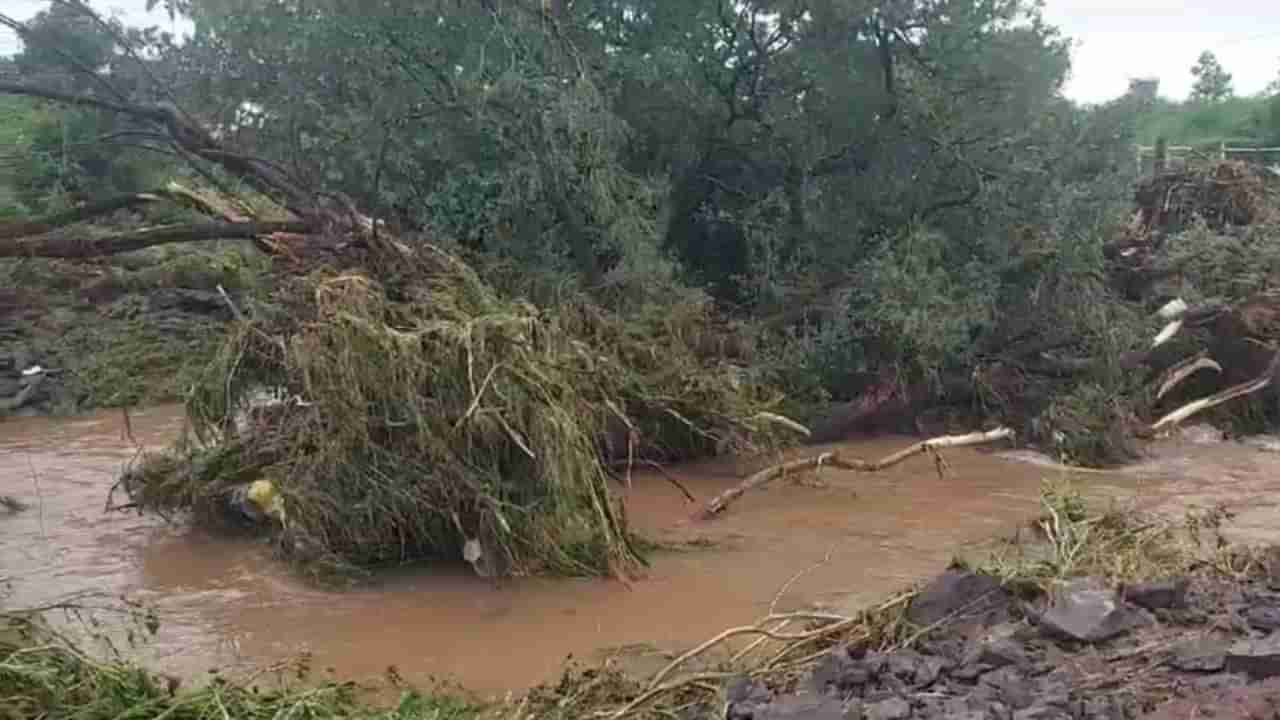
[{"x1": 3, "y1": 405, "x2": 1280, "y2": 698}]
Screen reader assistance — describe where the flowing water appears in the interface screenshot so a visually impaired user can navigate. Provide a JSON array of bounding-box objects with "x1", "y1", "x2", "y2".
[{"x1": 3, "y1": 406, "x2": 1280, "y2": 697}]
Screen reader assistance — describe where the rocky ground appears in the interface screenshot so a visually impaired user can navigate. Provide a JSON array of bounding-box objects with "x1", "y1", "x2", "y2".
[{"x1": 727, "y1": 551, "x2": 1280, "y2": 720}]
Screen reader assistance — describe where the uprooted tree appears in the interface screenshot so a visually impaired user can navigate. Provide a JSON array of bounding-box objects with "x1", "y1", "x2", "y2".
[
  {"x1": 2, "y1": 0, "x2": 811, "y2": 579},
  {"x1": 6, "y1": 0, "x2": 1280, "y2": 578}
]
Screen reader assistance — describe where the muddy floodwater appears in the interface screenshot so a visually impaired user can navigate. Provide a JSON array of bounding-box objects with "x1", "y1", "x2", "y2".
[{"x1": 3, "y1": 406, "x2": 1280, "y2": 697}]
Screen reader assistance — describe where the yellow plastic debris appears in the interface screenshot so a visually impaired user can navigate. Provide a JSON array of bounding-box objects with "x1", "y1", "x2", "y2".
[{"x1": 246, "y1": 479, "x2": 287, "y2": 524}]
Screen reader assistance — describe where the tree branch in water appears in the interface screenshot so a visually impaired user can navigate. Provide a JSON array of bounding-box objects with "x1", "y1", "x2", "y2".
[{"x1": 698, "y1": 427, "x2": 1014, "y2": 520}]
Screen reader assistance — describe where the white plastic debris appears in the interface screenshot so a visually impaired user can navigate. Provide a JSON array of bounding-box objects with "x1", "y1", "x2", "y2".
[
  {"x1": 1157, "y1": 297, "x2": 1188, "y2": 321},
  {"x1": 21, "y1": 365, "x2": 43, "y2": 376},
  {"x1": 1152, "y1": 319, "x2": 1183, "y2": 348}
]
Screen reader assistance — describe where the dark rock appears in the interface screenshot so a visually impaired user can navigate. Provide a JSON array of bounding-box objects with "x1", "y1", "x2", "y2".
[
  {"x1": 985, "y1": 701, "x2": 1012, "y2": 720},
  {"x1": 1035, "y1": 580, "x2": 1154, "y2": 643},
  {"x1": 863, "y1": 697, "x2": 910, "y2": 720},
  {"x1": 1014, "y1": 706, "x2": 1071, "y2": 720},
  {"x1": 980, "y1": 667, "x2": 1035, "y2": 710},
  {"x1": 968, "y1": 638, "x2": 1031, "y2": 671},
  {"x1": 757, "y1": 696, "x2": 847, "y2": 720},
  {"x1": 811, "y1": 650, "x2": 866, "y2": 697},
  {"x1": 1246, "y1": 604, "x2": 1280, "y2": 632},
  {"x1": 1171, "y1": 638, "x2": 1229, "y2": 672},
  {"x1": 914, "y1": 657, "x2": 947, "y2": 689},
  {"x1": 1079, "y1": 697, "x2": 1128, "y2": 720},
  {"x1": 1122, "y1": 579, "x2": 1190, "y2": 611},
  {"x1": 907, "y1": 570, "x2": 1010, "y2": 628},
  {"x1": 882, "y1": 650, "x2": 944, "y2": 689},
  {"x1": 1192, "y1": 673, "x2": 1249, "y2": 693},
  {"x1": 1034, "y1": 680, "x2": 1071, "y2": 710},
  {"x1": 1225, "y1": 634, "x2": 1280, "y2": 679},
  {"x1": 727, "y1": 676, "x2": 773, "y2": 720},
  {"x1": 951, "y1": 662, "x2": 988, "y2": 682},
  {"x1": 1266, "y1": 548, "x2": 1280, "y2": 592},
  {"x1": 937, "y1": 697, "x2": 982, "y2": 718}
]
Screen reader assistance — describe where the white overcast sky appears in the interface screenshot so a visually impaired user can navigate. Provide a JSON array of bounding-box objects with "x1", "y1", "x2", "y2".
[{"x1": 0, "y1": 0, "x2": 1277, "y2": 104}]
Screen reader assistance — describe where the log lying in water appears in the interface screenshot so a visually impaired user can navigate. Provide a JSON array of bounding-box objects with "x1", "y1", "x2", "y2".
[{"x1": 698, "y1": 427, "x2": 1015, "y2": 520}]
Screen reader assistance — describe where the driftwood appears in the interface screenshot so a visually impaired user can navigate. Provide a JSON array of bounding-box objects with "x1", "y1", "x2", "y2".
[
  {"x1": 698, "y1": 427, "x2": 1014, "y2": 520},
  {"x1": 1147, "y1": 351, "x2": 1279, "y2": 434}
]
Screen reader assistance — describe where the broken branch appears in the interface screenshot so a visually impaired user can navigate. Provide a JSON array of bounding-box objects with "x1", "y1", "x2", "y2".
[{"x1": 698, "y1": 427, "x2": 1014, "y2": 520}]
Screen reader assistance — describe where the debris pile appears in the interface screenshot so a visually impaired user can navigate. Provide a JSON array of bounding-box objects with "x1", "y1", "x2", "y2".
[{"x1": 123, "y1": 238, "x2": 799, "y2": 579}]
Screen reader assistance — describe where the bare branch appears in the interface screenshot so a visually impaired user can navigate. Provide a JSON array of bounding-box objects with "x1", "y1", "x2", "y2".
[{"x1": 699, "y1": 427, "x2": 1015, "y2": 519}]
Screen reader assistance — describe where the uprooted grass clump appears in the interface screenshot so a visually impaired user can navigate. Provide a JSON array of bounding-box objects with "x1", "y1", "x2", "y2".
[
  {"x1": 0, "y1": 605, "x2": 481, "y2": 720},
  {"x1": 124, "y1": 241, "x2": 797, "y2": 579}
]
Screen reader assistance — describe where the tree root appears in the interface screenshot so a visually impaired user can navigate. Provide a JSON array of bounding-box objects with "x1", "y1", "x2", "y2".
[{"x1": 698, "y1": 427, "x2": 1014, "y2": 520}]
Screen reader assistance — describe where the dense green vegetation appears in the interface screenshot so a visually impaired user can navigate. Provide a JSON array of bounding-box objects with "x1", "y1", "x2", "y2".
[
  {"x1": 2, "y1": 3, "x2": 1276, "y2": 458},
  {"x1": 1135, "y1": 51, "x2": 1280, "y2": 149},
  {"x1": 1137, "y1": 95, "x2": 1280, "y2": 149},
  {"x1": 164, "y1": 0, "x2": 1147, "y2": 433},
  {"x1": 0, "y1": 0, "x2": 1154, "y2": 436}
]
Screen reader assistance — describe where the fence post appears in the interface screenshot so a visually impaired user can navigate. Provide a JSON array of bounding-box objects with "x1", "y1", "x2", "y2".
[{"x1": 1154, "y1": 137, "x2": 1167, "y2": 176}]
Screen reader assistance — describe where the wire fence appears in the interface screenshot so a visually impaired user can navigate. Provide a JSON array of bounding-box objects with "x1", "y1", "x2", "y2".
[{"x1": 1135, "y1": 142, "x2": 1280, "y2": 175}]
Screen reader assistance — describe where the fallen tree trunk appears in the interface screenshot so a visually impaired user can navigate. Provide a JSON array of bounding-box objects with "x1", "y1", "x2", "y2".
[
  {"x1": 0, "y1": 220, "x2": 308, "y2": 259},
  {"x1": 0, "y1": 192, "x2": 165, "y2": 240},
  {"x1": 698, "y1": 427, "x2": 1014, "y2": 520}
]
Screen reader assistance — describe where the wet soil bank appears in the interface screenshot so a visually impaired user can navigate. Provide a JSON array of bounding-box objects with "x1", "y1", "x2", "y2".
[{"x1": 728, "y1": 554, "x2": 1280, "y2": 720}]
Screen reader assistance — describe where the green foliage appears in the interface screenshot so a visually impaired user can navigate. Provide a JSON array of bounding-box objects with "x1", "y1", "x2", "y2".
[
  {"x1": 0, "y1": 0, "x2": 1183, "y2": 466},
  {"x1": 1137, "y1": 96, "x2": 1276, "y2": 148},
  {"x1": 0, "y1": 4, "x2": 174, "y2": 213},
  {"x1": 1190, "y1": 51, "x2": 1235, "y2": 104},
  {"x1": 1, "y1": 607, "x2": 485, "y2": 720}
]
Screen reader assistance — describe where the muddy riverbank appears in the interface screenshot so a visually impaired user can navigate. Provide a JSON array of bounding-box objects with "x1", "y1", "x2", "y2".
[{"x1": 3, "y1": 405, "x2": 1280, "y2": 698}]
